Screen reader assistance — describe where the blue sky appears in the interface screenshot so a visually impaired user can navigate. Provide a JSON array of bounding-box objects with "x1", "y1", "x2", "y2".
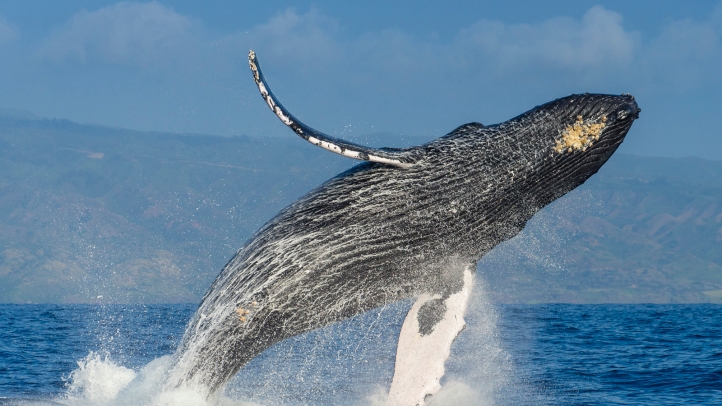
[{"x1": 0, "y1": 1, "x2": 721, "y2": 159}]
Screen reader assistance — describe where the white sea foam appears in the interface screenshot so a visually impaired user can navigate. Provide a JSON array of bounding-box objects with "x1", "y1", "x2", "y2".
[
  {"x1": 58, "y1": 277, "x2": 518, "y2": 406},
  {"x1": 64, "y1": 352, "x2": 136, "y2": 404},
  {"x1": 60, "y1": 353, "x2": 260, "y2": 406}
]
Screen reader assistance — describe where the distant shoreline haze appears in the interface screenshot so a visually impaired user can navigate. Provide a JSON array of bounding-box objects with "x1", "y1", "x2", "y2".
[{"x1": 0, "y1": 115, "x2": 720, "y2": 304}]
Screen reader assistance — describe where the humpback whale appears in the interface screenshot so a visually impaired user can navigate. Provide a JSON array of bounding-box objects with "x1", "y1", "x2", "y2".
[{"x1": 167, "y1": 50, "x2": 640, "y2": 403}]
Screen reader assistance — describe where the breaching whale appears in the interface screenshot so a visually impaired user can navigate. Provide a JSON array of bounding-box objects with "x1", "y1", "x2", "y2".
[{"x1": 167, "y1": 50, "x2": 640, "y2": 404}]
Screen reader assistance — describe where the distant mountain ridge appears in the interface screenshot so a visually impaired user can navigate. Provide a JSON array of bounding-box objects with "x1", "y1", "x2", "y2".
[
  {"x1": 0, "y1": 115, "x2": 720, "y2": 304},
  {"x1": 481, "y1": 155, "x2": 722, "y2": 303}
]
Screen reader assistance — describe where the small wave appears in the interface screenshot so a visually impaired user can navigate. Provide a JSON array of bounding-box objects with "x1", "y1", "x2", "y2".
[
  {"x1": 60, "y1": 353, "x2": 261, "y2": 406},
  {"x1": 64, "y1": 352, "x2": 136, "y2": 404}
]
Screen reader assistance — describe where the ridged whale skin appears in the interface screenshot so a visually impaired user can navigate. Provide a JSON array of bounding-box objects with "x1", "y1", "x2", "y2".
[{"x1": 168, "y1": 51, "x2": 640, "y2": 396}]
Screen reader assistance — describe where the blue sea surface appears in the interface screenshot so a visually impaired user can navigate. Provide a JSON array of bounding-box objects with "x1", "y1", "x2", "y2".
[{"x1": 0, "y1": 303, "x2": 720, "y2": 405}]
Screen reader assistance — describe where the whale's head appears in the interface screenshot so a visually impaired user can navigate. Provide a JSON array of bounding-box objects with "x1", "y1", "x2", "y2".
[
  {"x1": 477, "y1": 93, "x2": 640, "y2": 208},
  {"x1": 510, "y1": 93, "x2": 640, "y2": 195},
  {"x1": 537, "y1": 93, "x2": 639, "y2": 157}
]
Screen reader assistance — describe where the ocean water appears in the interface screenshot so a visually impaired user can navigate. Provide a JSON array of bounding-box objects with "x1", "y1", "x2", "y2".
[{"x1": 0, "y1": 299, "x2": 720, "y2": 405}]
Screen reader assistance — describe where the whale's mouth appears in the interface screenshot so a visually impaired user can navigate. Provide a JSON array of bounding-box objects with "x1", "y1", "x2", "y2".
[
  {"x1": 606, "y1": 96, "x2": 641, "y2": 129},
  {"x1": 598, "y1": 96, "x2": 640, "y2": 148}
]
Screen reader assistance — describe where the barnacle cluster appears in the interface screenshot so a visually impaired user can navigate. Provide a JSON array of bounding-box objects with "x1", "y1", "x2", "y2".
[
  {"x1": 235, "y1": 301, "x2": 259, "y2": 322},
  {"x1": 554, "y1": 115, "x2": 607, "y2": 153},
  {"x1": 236, "y1": 307, "x2": 250, "y2": 322}
]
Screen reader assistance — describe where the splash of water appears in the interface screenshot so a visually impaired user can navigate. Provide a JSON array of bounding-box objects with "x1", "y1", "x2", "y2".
[
  {"x1": 58, "y1": 277, "x2": 518, "y2": 406},
  {"x1": 435, "y1": 277, "x2": 515, "y2": 406},
  {"x1": 64, "y1": 352, "x2": 136, "y2": 404},
  {"x1": 60, "y1": 353, "x2": 260, "y2": 406}
]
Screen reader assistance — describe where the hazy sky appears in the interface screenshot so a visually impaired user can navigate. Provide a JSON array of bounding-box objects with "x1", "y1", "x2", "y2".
[{"x1": 1, "y1": 1, "x2": 721, "y2": 159}]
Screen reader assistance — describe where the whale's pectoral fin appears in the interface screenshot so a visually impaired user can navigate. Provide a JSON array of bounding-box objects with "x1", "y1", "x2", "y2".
[
  {"x1": 387, "y1": 266, "x2": 475, "y2": 406},
  {"x1": 248, "y1": 50, "x2": 421, "y2": 169}
]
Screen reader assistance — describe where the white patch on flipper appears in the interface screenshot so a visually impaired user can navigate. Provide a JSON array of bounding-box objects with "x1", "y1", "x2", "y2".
[
  {"x1": 386, "y1": 268, "x2": 474, "y2": 406},
  {"x1": 307, "y1": 136, "x2": 362, "y2": 159},
  {"x1": 369, "y1": 155, "x2": 414, "y2": 168}
]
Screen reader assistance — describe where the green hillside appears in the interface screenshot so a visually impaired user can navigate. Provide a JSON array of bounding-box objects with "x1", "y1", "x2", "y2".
[{"x1": 0, "y1": 114, "x2": 720, "y2": 304}]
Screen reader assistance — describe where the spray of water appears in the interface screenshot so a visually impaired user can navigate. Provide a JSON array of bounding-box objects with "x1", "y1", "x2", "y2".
[
  {"x1": 60, "y1": 353, "x2": 262, "y2": 406},
  {"x1": 64, "y1": 352, "x2": 136, "y2": 404},
  {"x1": 57, "y1": 275, "x2": 522, "y2": 406},
  {"x1": 426, "y1": 277, "x2": 515, "y2": 406}
]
